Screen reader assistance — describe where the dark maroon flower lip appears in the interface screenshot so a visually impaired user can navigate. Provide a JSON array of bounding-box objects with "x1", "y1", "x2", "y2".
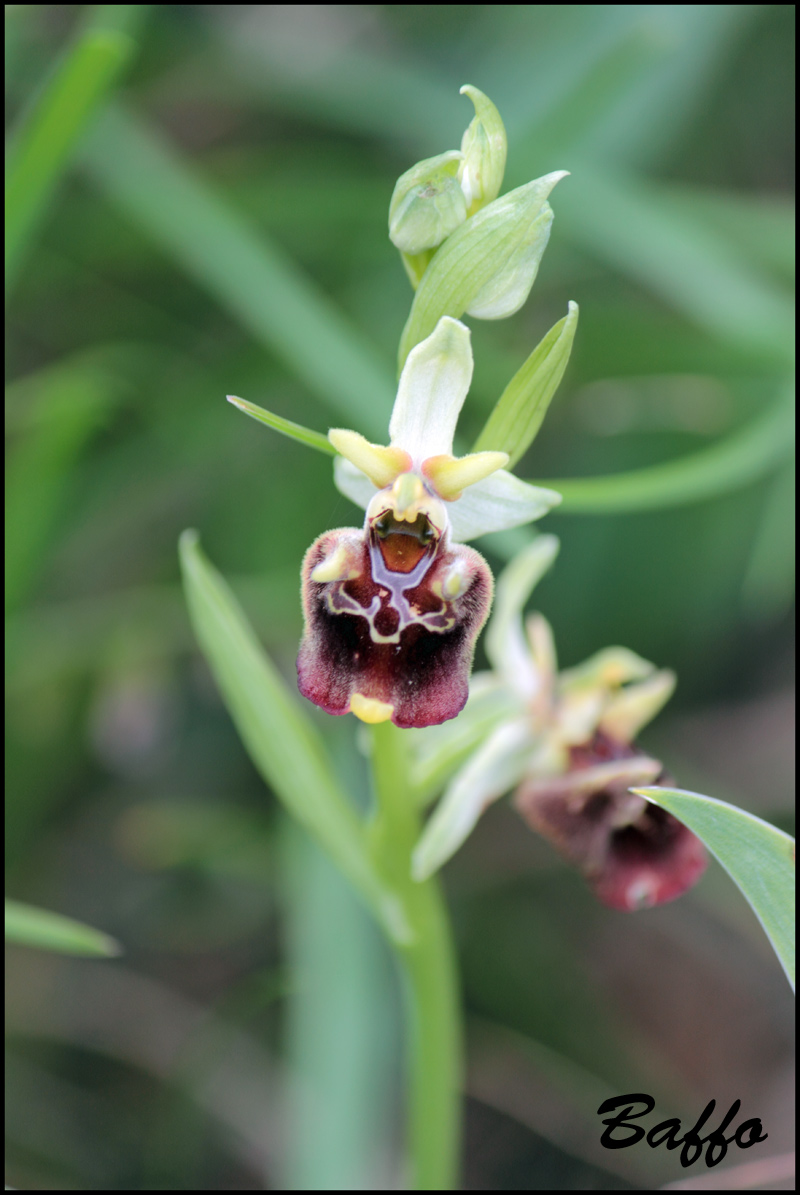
[
  {"x1": 514, "y1": 732, "x2": 707, "y2": 911},
  {"x1": 297, "y1": 526, "x2": 494, "y2": 728}
]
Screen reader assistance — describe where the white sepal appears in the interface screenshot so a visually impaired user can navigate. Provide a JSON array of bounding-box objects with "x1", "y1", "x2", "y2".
[
  {"x1": 448, "y1": 470, "x2": 562, "y2": 541},
  {"x1": 409, "y1": 672, "x2": 522, "y2": 806},
  {"x1": 412, "y1": 716, "x2": 535, "y2": 880},
  {"x1": 333, "y1": 455, "x2": 378, "y2": 512},
  {"x1": 389, "y1": 316, "x2": 473, "y2": 462},
  {"x1": 485, "y1": 536, "x2": 559, "y2": 701}
]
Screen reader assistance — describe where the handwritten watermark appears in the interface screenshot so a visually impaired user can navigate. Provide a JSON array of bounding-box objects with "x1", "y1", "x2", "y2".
[{"x1": 597, "y1": 1093, "x2": 767, "y2": 1169}]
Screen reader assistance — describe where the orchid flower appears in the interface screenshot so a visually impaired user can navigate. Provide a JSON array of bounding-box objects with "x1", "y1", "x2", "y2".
[
  {"x1": 297, "y1": 317, "x2": 561, "y2": 730},
  {"x1": 412, "y1": 538, "x2": 707, "y2": 910}
]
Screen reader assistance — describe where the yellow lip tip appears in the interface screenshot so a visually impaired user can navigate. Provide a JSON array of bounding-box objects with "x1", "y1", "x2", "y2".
[{"x1": 349, "y1": 694, "x2": 394, "y2": 724}]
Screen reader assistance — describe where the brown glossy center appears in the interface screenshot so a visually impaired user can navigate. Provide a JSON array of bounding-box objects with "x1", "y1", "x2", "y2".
[{"x1": 371, "y1": 512, "x2": 437, "y2": 574}]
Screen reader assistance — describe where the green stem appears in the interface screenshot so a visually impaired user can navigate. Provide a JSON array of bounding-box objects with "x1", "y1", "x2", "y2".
[{"x1": 369, "y1": 720, "x2": 462, "y2": 1191}]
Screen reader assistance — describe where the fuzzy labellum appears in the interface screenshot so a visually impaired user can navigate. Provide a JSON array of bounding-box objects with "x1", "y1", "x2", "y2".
[
  {"x1": 297, "y1": 505, "x2": 493, "y2": 728},
  {"x1": 514, "y1": 733, "x2": 707, "y2": 911}
]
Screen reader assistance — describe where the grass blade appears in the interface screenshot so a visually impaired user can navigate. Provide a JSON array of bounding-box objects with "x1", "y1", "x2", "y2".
[
  {"x1": 280, "y1": 821, "x2": 392, "y2": 1189},
  {"x1": 81, "y1": 104, "x2": 395, "y2": 438},
  {"x1": 5, "y1": 356, "x2": 122, "y2": 613},
  {"x1": 5, "y1": 8, "x2": 142, "y2": 295},
  {"x1": 633, "y1": 788, "x2": 795, "y2": 991},
  {"x1": 5, "y1": 899, "x2": 121, "y2": 957},
  {"x1": 556, "y1": 166, "x2": 794, "y2": 368}
]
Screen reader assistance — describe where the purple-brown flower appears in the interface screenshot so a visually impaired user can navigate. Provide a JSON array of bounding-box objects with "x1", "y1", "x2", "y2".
[
  {"x1": 297, "y1": 317, "x2": 561, "y2": 728},
  {"x1": 412, "y1": 538, "x2": 707, "y2": 910}
]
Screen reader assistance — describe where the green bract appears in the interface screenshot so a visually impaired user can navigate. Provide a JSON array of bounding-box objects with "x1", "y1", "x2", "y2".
[{"x1": 474, "y1": 301, "x2": 579, "y2": 467}]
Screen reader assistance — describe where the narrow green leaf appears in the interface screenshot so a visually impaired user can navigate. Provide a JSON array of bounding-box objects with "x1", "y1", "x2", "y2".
[
  {"x1": 81, "y1": 104, "x2": 394, "y2": 438},
  {"x1": 5, "y1": 357, "x2": 121, "y2": 613},
  {"x1": 633, "y1": 788, "x2": 795, "y2": 991},
  {"x1": 554, "y1": 166, "x2": 794, "y2": 368},
  {"x1": 536, "y1": 379, "x2": 794, "y2": 513},
  {"x1": 178, "y1": 531, "x2": 407, "y2": 943},
  {"x1": 5, "y1": 899, "x2": 121, "y2": 957},
  {"x1": 227, "y1": 395, "x2": 335, "y2": 455},
  {"x1": 5, "y1": 8, "x2": 141, "y2": 295},
  {"x1": 655, "y1": 186, "x2": 795, "y2": 286},
  {"x1": 502, "y1": 7, "x2": 756, "y2": 176},
  {"x1": 741, "y1": 460, "x2": 796, "y2": 623},
  {"x1": 473, "y1": 302, "x2": 578, "y2": 466}
]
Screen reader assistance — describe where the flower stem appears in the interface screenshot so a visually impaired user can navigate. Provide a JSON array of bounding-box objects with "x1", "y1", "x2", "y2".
[{"x1": 369, "y1": 719, "x2": 462, "y2": 1190}]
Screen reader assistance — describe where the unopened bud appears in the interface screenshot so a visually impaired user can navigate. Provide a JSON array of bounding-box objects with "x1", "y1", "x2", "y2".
[
  {"x1": 457, "y1": 85, "x2": 507, "y2": 215},
  {"x1": 399, "y1": 171, "x2": 568, "y2": 366},
  {"x1": 389, "y1": 150, "x2": 467, "y2": 255}
]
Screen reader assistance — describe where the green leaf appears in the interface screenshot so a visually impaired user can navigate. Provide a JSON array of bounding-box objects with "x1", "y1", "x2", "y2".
[
  {"x1": 5, "y1": 899, "x2": 121, "y2": 957},
  {"x1": 633, "y1": 788, "x2": 795, "y2": 991},
  {"x1": 536, "y1": 378, "x2": 794, "y2": 513},
  {"x1": 5, "y1": 7, "x2": 143, "y2": 295},
  {"x1": 655, "y1": 186, "x2": 795, "y2": 286},
  {"x1": 178, "y1": 531, "x2": 407, "y2": 944},
  {"x1": 473, "y1": 302, "x2": 578, "y2": 466},
  {"x1": 81, "y1": 104, "x2": 395, "y2": 439},
  {"x1": 227, "y1": 395, "x2": 336, "y2": 456},
  {"x1": 280, "y1": 820, "x2": 393, "y2": 1190}
]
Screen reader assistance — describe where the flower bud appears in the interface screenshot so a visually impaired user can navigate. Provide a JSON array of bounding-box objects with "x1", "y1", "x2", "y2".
[
  {"x1": 457, "y1": 85, "x2": 507, "y2": 216},
  {"x1": 399, "y1": 171, "x2": 568, "y2": 367},
  {"x1": 389, "y1": 150, "x2": 467, "y2": 255}
]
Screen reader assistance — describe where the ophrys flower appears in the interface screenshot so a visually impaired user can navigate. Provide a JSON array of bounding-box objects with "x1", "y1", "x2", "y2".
[{"x1": 297, "y1": 317, "x2": 561, "y2": 729}]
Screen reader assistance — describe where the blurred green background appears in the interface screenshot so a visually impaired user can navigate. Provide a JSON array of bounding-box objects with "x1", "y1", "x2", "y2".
[{"x1": 6, "y1": 5, "x2": 794, "y2": 1190}]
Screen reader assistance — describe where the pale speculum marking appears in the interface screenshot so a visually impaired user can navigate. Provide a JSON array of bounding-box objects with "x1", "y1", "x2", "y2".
[{"x1": 324, "y1": 539, "x2": 455, "y2": 644}]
